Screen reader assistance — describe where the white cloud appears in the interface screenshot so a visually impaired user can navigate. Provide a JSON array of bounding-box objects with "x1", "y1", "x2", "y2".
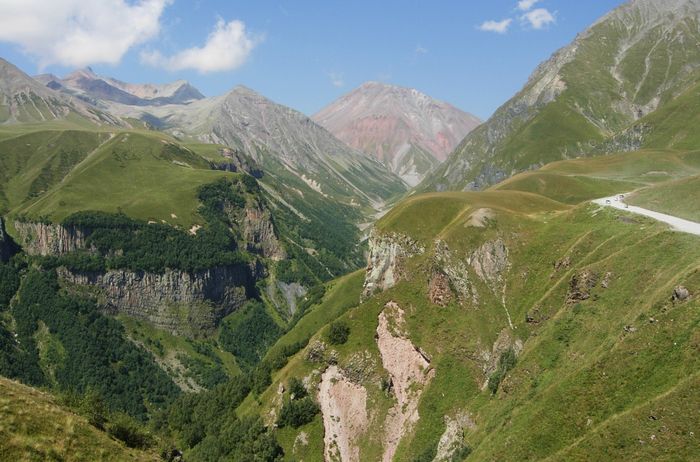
[
  {"x1": 415, "y1": 45, "x2": 428, "y2": 55},
  {"x1": 141, "y1": 19, "x2": 256, "y2": 73},
  {"x1": 327, "y1": 71, "x2": 344, "y2": 88},
  {"x1": 0, "y1": 0, "x2": 169, "y2": 69},
  {"x1": 521, "y1": 8, "x2": 556, "y2": 29},
  {"x1": 478, "y1": 19, "x2": 513, "y2": 34},
  {"x1": 517, "y1": 0, "x2": 540, "y2": 11}
]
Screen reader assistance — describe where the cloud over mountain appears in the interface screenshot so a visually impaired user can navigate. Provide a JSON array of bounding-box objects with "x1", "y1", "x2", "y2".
[
  {"x1": 141, "y1": 19, "x2": 257, "y2": 73},
  {"x1": 0, "y1": 0, "x2": 169, "y2": 68}
]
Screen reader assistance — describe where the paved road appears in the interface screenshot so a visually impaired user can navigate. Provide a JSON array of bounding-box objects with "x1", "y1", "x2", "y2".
[{"x1": 593, "y1": 194, "x2": 700, "y2": 236}]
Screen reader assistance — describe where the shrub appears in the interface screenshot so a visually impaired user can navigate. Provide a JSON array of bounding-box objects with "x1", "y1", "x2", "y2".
[
  {"x1": 488, "y1": 347, "x2": 518, "y2": 395},
  {"x1": 288, "y1": 377, "x2": 307, "y2": 400},
  {"x1": 327, "y1": 321, "x2": 350, "y2": 345},
  {"x1": 277, "y1": 396, "x2": 319, "y2": 428}
]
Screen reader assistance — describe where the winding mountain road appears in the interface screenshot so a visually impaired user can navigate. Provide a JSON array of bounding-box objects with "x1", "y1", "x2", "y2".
[{"x1": 593, "y1": 194, "x2": 700, "y2": 236}]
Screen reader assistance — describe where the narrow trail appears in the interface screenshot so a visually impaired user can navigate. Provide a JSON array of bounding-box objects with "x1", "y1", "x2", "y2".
[{"x1": 593, "y1": 194, "x2": 700, "y2": 236}]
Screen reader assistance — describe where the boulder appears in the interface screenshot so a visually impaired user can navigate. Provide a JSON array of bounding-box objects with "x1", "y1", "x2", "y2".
[{"x1": 672, "y1": 285, "x2": 690, "y2": 302}]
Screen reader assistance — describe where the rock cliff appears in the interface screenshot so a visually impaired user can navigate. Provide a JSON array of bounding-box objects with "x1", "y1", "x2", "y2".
[
  {"x1": 59, "y1": 265, "x2": 251, "y2": 336},
  {"x1": 14, "y1": 221, "x2": 90, "y2": 256},
  {"x1": 362, "y1": 231, "x2": 425, "y2": 299}
]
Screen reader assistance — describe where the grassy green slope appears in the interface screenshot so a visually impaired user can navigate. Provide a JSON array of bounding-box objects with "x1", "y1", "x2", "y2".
[
  {"x1": 492, "y1": 149, "x2": 700, "y2": 204},
  {"x1": 628, "y1": 174, "x2": 700, "y2": 222},
  {"x1": 14, "y1": 131, "x2": 228, "y2": 228},
  {"x1": 419, "y1": 2, "x2": 700, "y2": 193},
  {"x1": 250, "y1": 152, "x2": 700, "y2": 461},
  {"x1": 0, "y1": 376, "x2": 158, "y2": 461}
]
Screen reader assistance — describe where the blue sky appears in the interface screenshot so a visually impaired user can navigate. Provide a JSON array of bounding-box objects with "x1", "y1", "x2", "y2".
[{"x1": 0, "y1": 0, "x2": 626, "y2": 119}]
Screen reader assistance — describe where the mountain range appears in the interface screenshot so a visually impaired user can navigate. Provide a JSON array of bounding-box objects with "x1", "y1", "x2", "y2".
[{"x1": 0, "y1": 0, "x2": 699, "y2": 460}]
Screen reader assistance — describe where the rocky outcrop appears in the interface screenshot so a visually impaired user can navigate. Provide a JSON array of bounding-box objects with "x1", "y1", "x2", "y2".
[
  {"x1": 242, "y1": 206, "x2": 286, "y2": 261},
  {"x1": 469, "y1": 238, "x2": 510, "y2": 293},
  {"x1": 14, "y1": 221, "x2": 90, "y2": 256},
  {"x1": 433, "y1": 240, "x2": 478, "y2": 306},
  {"x1": 479, "y1": 329, "x2": 523, "y2": 391},
  {"x1": 59, "y1": 265, "x2": 250, "y2": 336},
  {"x1": 363, "y1": 231, "x2": 425, "y2": 299},
  {"x1": 672, "y1": 285, "x2": 690, "y2": 302},
  {"x1": 567, "y1": 269, "x2": 599, "y2": 303},
  {"x1": 434, "y1": 412, "x2": 476, "y2": 462},
  {"x1": 318, "y1": 365, "x2": 368, "y2": 462},
  {"x1": 210, "y1": 147, "x2": 263, "y2": 178},
  {"x1": 377, "y1": 302, "x2": 435, "y2": 462}
]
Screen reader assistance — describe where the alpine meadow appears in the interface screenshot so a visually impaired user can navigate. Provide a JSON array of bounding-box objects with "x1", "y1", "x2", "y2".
[{"x1": 0, "y1": 0, "x2": 698, "y2": 461}]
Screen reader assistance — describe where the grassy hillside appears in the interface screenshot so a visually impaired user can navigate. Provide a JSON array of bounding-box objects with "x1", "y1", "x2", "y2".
[
  {"x1": 0, "y1": 376, "x2": 159, "y2": 461},
  {"x1": 240, "y1": 148, "x2": 700, "y2": 461},
  {"x1": 492, "y1": 149, "x2": 700, "y2": 204},
  {"x1": 628, "y1": 174, "x2": 700, "y2": 222},
  {"x1": 13, "y1": 130, "x2": 227, "y2": 228},
  {"x1": 419, "y1": 0, "x2": 700, "y2": 192}
]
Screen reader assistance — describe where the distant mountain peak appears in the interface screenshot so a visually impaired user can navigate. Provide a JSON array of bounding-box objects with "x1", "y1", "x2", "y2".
[
  {"x1": 42, "y1": 68, "x2": 204, "y2": 107},
  {"x1": 313, "y1": 82, "x2": 480, "y2": 186}
]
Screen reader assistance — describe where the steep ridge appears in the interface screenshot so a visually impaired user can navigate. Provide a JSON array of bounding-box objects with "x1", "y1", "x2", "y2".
[
  {"x1": 420, "y1": 0, "x2": 700, "y2": 191},
  {"x1": 36, "y1": 67, "x2": 205, "y2": 107},
  {"x1": 314, "y1": 82, "x2": 480, "y2": 186},
  {"x1": 108, "y1": 85, "x2": 407, "y2": 208},
  {"x1": 0, "y1": 58, "x2": 121, "y2": 126}
]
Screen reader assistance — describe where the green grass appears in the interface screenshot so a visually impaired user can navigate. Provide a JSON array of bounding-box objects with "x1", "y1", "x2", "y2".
[
  {"x1": 14, "y1": 132, "x2": 232, "y2": 228},
  {"x1": 0, "y1": 376, "x2": 159, "y2": 461},
  {"x1": 627, "y1": 174, "x2": 700, "y2": 222},
  {"x1": 264, "y1": 270, "x2": 364, "y2": 364},
  {"x1": 250, "y1": 148, "x2": 700, "y2": 460}
]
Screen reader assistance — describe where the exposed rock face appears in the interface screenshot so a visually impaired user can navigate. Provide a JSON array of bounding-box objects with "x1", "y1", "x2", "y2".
[
  {"x1": 363, "y1": 231, "x2": 425, "y2": 299},
  {"x1": 14, "y1": 221, "x2": 90, "y2": 256},
  {"x1": 210, "y1": 147, "x2": 263, "y2": 178},
  {"x1": 242, "y1": 206, "x2": 286, "y2": 261},
  {"x1": 377, "y1": 302, "x2": 435, "y2": 462},
  {"x1": 433, "y1": 240, "x2": 478, "y2": 306},
  {"x1": 428, "y1": 271, "x2": 453, "y2": 306},
  {"x1": 318, "y1": 365, "x2": 368, "y2": 462},
  {"x1": 479, "y1": 329, "x2": 523, "y2": 391},
  {"x1": 59, "y1": 266, "x2": 250, "y2": 336},
  {"x1": 469, "y1": 238, "x2": 510, "y2": 293},
  {"x1": 434, "y1": 412, "x2": 476, "y2": 462}
]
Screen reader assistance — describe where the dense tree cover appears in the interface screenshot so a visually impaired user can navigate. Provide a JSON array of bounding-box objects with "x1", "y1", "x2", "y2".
[
  {"x1": 277, "y1": 396, "x2": 319, "y2": 428},
  {"x1": 219, "y1": 301, "x2": 283, "y2": 370},
  {"x1": 287, "y1": 377, "x2": 307, "y2": 400},
  {"x1": 0, "y1": 258, "x2": 21, "y2": 309},
  {"x1": 56, "y1": 210, "x2": 246, "y2": 273},
  {"x1": 9, "y1": 269, "x2": 180, "y2": 419},
  {"x1": 44, "y1": 177, "x2": 265, "y2": 274},
  {"x1": 159, "y1": 376, "x2": 282, "y2": 461}
]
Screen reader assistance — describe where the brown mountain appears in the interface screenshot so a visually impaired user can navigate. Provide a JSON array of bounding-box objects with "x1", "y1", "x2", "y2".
[{"x1": 313, "y1": 82, "x2": 480, "y2": 186}]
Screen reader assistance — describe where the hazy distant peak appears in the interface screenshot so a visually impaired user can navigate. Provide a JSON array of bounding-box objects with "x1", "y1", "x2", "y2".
[{"x1": 313, "y1": 82, "x2": 480, "y2": 186}]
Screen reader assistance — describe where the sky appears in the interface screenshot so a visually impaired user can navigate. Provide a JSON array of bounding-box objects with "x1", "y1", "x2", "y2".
[{"x1": 0, "y1": 0, "x2": 626, "y2": 120}]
